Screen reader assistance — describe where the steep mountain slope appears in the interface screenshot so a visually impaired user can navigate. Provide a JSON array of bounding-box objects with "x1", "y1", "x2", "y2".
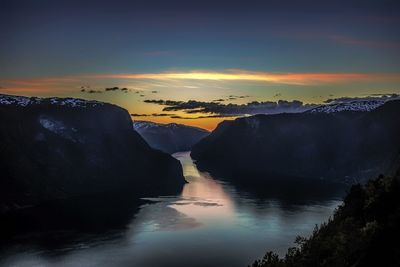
[
  {"x1": 133, "y1": 120, "x2": 209, "y2": 154},
  {"x1": 191, "y1": 100, "x2": 400, "y2": 185},
  {"x1": 0, "y1": 94, "x2": 185, "y2": 213}
]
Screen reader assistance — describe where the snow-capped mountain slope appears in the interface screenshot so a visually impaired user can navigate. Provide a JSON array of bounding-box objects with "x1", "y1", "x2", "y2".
[
  {"x1": 132, "y1": 120, "x2": 209, "y2": 154},
  {"x1": 0, "y1": 94, "x2": 104, "y2": 108},
  {"x1": 307, "y1": 100, "x2": 385, "y2": 114},
  {"x1": 133, "y1": 120, "x2": 208, "y2": 133}
]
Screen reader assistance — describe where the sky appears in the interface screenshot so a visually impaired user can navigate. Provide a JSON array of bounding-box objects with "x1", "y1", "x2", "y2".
[{"x1": 1, "y1": 0, "x2": 400, "y2": 130}]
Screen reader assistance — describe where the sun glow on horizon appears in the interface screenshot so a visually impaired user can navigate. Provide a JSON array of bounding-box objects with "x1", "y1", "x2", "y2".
[{"x1": 1, "y1": 69, "x2": 400, "y2": 130}]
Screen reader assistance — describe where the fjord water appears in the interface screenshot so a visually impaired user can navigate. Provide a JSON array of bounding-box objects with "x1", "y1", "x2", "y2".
[{"x1": 0, "y1": 152, "x2": 341, "y2": 267}]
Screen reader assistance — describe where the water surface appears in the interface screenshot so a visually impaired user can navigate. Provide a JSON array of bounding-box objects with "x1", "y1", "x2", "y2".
[{"x1": 0, "y1": 152, "x2": 341, "y2": 267}]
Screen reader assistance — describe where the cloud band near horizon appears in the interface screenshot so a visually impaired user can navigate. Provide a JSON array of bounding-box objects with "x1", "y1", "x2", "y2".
[
  {"x1": 2, "y1": 70, "x2": 400, "y2": 91},
  {"x1": 89, "y1": 71, "x2": 400, "y2": 85}
]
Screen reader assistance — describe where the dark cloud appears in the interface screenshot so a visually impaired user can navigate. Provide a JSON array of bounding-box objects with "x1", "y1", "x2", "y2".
[
  {"x1": 211, "y1": 95, "x2": 249, "y2": 102},
  {"x1": 130, "y1": 113, "x2": 176, "y2": 117},
  {"x1": 105, "y1": 87, "x2": 119, "y2": 91},
  {"x1": 131, "y1": 112, "x2": 232, "y2": 119},
  {"x1": 141, "y1": 93, "x2": 400, "y2": 118},
  {"x1": 144, "y1": 99, "x2": 183, "y2": 105},
  {"x1": 170, "y1": 114, "x2": 238, "y2": 119},
  {"x1": 144, "y1": 99, "x2": 316, "y2": 116},
  {"x1": 87, "y1": 90, "x2": 102, "y2": 94},
  {"x1": 229, "y1": 95, "x2": 249, "y2": 98},
  {"x1": 80, "y1": 85, "x2": 91, "y2": 92},
  {"x1": 130, "y1": 113, "x2": 149, "y2": 117},
  {"x1": 152, "y1": 113, "x2": 173, "y2": 117},
  {"x1": 105, "y1": 86, "x2": 129, "y2": 92},
  {"x1": 80, "y1": 86, "x2": 130, "y2": 94}
]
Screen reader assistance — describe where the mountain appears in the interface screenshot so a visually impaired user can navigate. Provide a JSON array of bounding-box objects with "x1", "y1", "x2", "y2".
[
  {"x1": 250, "y1": 168, "x2": 400, "y2": 267},
  {"x1": 191, "y1": 100, "x2": 400, "y2": 185},
  {"x1": 0, "y1": 94, "x2": 186, "y2": 213},
  {"x1": 133, "y1": 120, "x2": 209, "y2": 154},
  {"x1": 307, "y1": 99, "x2": 385, "y2": 113}
]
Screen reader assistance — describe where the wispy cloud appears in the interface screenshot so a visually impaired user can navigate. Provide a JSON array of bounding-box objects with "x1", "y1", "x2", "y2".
[
  {"x1": 277, "y1": 31, "x2": 400, "y2": 50},
  {"x1": 327, "y1": 35, "x2": 400, "y2": 49},
  {"x1": 1, "y1": 70, "x2": 399, "y2": 95},
  {"x1": 1, "y1": 77, "x2": 80, "y2": 86},
  {"x1": 94, "y1": 71, "x2": 400, "y2": 85}
]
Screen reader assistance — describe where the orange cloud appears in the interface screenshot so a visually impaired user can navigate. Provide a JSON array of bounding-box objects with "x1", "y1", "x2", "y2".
[
  {"x1": 89, "y1": 70, "x2": 400, "y2": 85},
  {"x1": 0, "y1": 77, "x2": 81, "y2": 95},
  {"x1": 1, "y1": 70, "x2": 400, "y2": 94}
]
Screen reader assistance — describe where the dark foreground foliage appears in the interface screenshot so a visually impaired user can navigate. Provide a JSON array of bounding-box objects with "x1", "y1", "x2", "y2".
[{"x1": 250, "y1": 172, "x2": 400, "y2": 267}]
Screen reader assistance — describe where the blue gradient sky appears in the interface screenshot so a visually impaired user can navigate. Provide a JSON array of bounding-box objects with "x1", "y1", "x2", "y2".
[{"x1": 1, "y1": 0, "x2": 400, "y2": 129}]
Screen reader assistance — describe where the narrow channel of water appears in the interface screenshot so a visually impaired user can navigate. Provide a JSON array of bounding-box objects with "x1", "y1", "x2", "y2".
[{"x1": 0, "y1": 152, "x2": 341, "y2": 267}]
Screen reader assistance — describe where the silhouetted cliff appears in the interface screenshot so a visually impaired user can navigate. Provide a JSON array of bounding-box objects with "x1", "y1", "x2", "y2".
[
  {"x1": 0, "y1": 94, "x2": 185, "y2": 213},
  {"x1": 192, "y1": 100, "x2": 400, "y2": 185}
]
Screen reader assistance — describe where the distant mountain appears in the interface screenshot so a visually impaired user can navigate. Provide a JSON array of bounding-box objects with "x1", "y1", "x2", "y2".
[
  {"x1": 133, "y1": 120, "x2": 209, "y2": 154},
  {"x1": 191, "y1": 100, "x2": 400, "y2": 185},
  {"x1": 0, "y1": 94, "x2": 185, "y2": 213}
]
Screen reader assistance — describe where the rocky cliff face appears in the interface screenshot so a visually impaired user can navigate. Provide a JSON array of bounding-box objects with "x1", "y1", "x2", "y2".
[
  {"x1": 133, "y1": 120, "x2": 209, "y2": 154},
  {"x1": 191, "y1": 100, "x2": 400, "y2": 185},
  {"x1": 0, "y1": 94, "x2": 185, "y2": 213}
]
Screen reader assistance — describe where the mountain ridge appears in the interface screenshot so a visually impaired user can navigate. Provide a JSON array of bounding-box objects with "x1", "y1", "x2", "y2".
[
  {"x1": 0, "y1": 94, "x2": 186, "y2": 213},
  {"x1": 191, "y1": 100, "x2": 400, "y2": 186}
]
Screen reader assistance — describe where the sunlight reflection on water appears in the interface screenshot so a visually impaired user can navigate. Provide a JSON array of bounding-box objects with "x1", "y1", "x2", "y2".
[{"x1": 0, "y1": 151, "x2": 341, "y2": 267}]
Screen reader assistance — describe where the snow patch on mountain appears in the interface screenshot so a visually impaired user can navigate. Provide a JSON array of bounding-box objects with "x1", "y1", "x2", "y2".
[
  {"x1": 133, "y1": 120, "x2": 162, "y2": 131},
  {"x1": 0, "y1": 94, "x2": 104, "y2": 108},
  {"x1": 133, "y1": 120, "x2": 208, "y2": 133},
  {"x1": 39, "y1": 116, "x2": 80, "y2": 142},
  {"x1": 40, "y1": 117, "x2": 68, "y2": 134},
  {"x1": 307, "y1": 100, "x2": 385, "y2": 114}
]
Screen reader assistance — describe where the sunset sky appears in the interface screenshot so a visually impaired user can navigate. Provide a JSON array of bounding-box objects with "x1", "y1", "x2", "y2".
[{"x1": 1, "y1": 0, "x2": 400, "y2": 130}]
